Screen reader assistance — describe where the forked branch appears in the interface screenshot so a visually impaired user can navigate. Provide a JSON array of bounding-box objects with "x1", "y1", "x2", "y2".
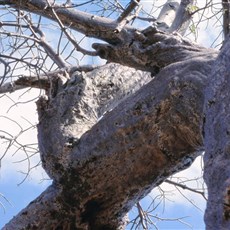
[{"x1": 169, "y1": 0, "x2": 195, "y2": 35}]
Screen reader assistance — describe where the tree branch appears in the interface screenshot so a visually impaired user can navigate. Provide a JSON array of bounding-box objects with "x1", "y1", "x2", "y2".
[
  {"x1": 0, "y1": 0, "x2": 216, "y2": 75},
  {"x1": 0, "y1": 75, "x2": 49, "y2": 94},
  {"x1": 0, "y1": 0, "x2": 123, "y2": 44},
  {"x1": 2, "y1": 185, "x2": 69, "y2": 230},
  {"x1": 169, "y1": 0, "x2": 195, "y2": 35},
  {"x1": 115, "y1": 0, "x2": 141, "y2": 32},
  {"x1": 32, "y1": 55, "x2": 214, "y2": 228},
  {"x1": 155, "y1": 0, "x2": 180, "y2": 31},
  {"x1": 46, "y1": 0, "x2": 98, "y2": 56},
  {"x1": 222, "y1": 0, "x2": 230, "y2": 40},
  {"x1": 0, "y1": 65, "x2": 100, "y2": 94},
  {"x1": 165, "y1": 179, "x2": 207, "y2": 200},
  {"x1": 92, "y1": 29, "x2": 217, "y2": 72},
  {"x1": 0, "y1": 19, "x2": 68, "y2": 68},
  {"x1": 117, "y1": 0, "x2": 140, "y2": 23}
]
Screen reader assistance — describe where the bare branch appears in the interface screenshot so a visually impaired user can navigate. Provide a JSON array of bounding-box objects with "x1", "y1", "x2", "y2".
[
  {"x1": 46, "y1": 1, "x2": 98, "y2": 56},
  {"x1": 169, "y1": 0, "x2": 195, "y2": 35},
  {"x1": 165, "y1": 179, "x2": 207, "y2": 200},
  {"x1": 0, "y1": 192, "x2": 12, "y2": 213},
  {"x1": 0, "y1": 57, "x2": 11, "y2": 85},
  {"x1": 222, "y1": 0, "x2": 230, "y2": 40},
  {"x1": 23, "y1": 14, "x2": 68, "y2": 68},
  {"x1": 0, "y1": 0, "x2": 122, "y2": 43},
  {"x1": 155, "y1": 0, "x2": 180, "y2": 31},
  {"x1": 0, "y1": 16, "x2": 68, "y2": 68},
  {"x1": 136, "y1": 16, "x2": 156, "y2": 23},
  {"x1": 115, "y1": 0, "x2": 141, "y2": 32},
  {"x1": 0, "y1": 82, "x2": 28, "y2": 94},
  {"x1": 117, "y1": 0, "x2": 140, "y2": 23},
  {"x1": 92, "y1": 30, "x2": 217, "y2": 73},
  {"x1": 136, "y1": 202, "x2": 148, "y2": 229},
  {"x1": 0, "y1": 64, "x2": 100, "y2": 94},
  {"x1": 0, "y1": 74, "x2": 49, "y2": 94}
]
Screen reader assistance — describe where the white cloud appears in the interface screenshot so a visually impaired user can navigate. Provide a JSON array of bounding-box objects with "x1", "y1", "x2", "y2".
[
  {"x1": 0, "y1": 88, "x2": 50, "y2": 185},
  {"x1": 185, "y1": 0, "x2": 223, "y2": 47}
]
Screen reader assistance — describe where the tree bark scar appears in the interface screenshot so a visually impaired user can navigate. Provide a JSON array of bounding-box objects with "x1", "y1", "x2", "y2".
[{"x1": 81, "y1": 200, "x2": 104, "y2": 229}]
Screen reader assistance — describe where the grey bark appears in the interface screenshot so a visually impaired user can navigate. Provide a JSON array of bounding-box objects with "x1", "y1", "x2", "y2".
[
  {"x1": 169, "y1": 0, "x2": 194, "y2": 35},
  {"x1": 3, "y1": 49, "x2": 217, "y2": 229},
  {"x1": 0, "y1": 0, "x2": 227, "y2": 229},
  {"x1": 204, "y1": 36, "x2": 230, "y2": 229},
  {"x1": 154, "y1": 0, "x2": 180, "y2": 31}
]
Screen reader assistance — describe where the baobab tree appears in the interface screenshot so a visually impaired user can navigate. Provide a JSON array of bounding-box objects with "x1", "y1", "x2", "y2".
[{"x1": 0, "y1": 0, "x2": 229, "y2": 229}]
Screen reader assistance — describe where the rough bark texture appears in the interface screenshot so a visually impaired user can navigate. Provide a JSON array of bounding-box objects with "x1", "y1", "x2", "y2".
[
  {"x1": 1, "y1": 0, "x2": 228, "y2": 229},
  {"x1": 3, "y1": 50, "x2": 217, "y2": 229},
  {"x1": 204, "y1": 37, "x2": 230, "y2": 229}
]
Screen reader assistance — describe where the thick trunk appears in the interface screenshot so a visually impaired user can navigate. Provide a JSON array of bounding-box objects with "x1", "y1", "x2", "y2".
[
  {"x1": 204, "y1": 37, "x2": 230, "y2": 229},
  {"x1": 1, "y1": 1, "x2": 226, "y2": 229},
  {"x1": 4, "y1": 50, "x2": 216, "y2": 229}
]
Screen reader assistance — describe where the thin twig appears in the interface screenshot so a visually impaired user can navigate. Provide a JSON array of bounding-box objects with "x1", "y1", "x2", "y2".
[
  {"x1": 0, "y1": 21, "x2": 66, "y2": 68},
  {"x1": 117, "y1": 0, "x2": 140, "y2": 23},
  {"x1": 115, "y1": 0, "x2": 141, "y2": 32},
  {"x1": 136, "y1": 202, "x2": 147, "y2": 229},
  {"x1": 165, "y1": 179, "x2": 207, "y2": 201},
  {"x1": 47, "y1": 0, "x2": 98, "y2": 57}
]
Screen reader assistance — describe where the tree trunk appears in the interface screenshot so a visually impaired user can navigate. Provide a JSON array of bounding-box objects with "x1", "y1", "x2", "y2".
[{"x1": 204, "y1": 36, "x2": 230, "y2": 229}]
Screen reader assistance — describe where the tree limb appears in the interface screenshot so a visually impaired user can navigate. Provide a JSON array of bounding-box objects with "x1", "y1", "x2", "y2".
[
  {"x1": 115, "y1": 0, "x2": 141, "y2": 32},
  {"x1": 28, "y1": 54, "x2": 214, "y2": 228},
  {"x1": 169, "y1": 0, "x2": 195, "y2": 35},
  {"x1": 204, "y1": 34, "x2": 230, "y2": 229},
  {"x1": 0, "y1": 0, "x2": 123, "y2": 43},
  {"x1": 165, "y1": 179, "x2": 207, "y2": 200},
  {"x1": 222, "y1": 0, "x2": 230, "y2": 40},
  {"x1": 117, "y1": 0, "x2": 140, "y2": 23},
  {"x1": 0, "y1": 74, "x2": 50, "y2": 94},
  {"x1": 0, "y1": 18, "x2": 68, "y2": 68},
  {"x1": 0, "y1": 1, "x2": 216, "y2": 74},
  {"x1": 93, "y1": 29, "x2": 217, "y2": 72},
  {"x1": 45, "y1": 0, "x2": 98, "y2": 56},
  {"x1": 0, "y1": 65, "x2": 100, "y2": 94},
  {"x1": 155, "y1": 0, "x2": 180, "y2": 31}
]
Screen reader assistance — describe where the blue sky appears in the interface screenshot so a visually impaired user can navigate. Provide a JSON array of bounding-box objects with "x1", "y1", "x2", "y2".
[
  {"x1": 0, "y1": 0, "x2": 223, "y2": 229},
  {"x1": 0, "y1": 175, "x2": 51, "y2": 227}
]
